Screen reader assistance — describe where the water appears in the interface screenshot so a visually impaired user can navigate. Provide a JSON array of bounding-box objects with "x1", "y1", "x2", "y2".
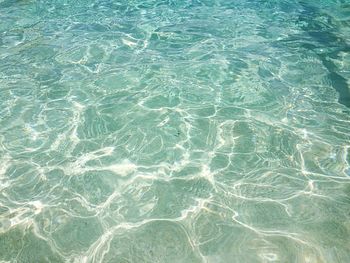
[{"x1": 0, "y1": 0, "x2": 350, "y2": 262}]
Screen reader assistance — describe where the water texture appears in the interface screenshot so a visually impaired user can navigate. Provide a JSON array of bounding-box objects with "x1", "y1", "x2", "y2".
[{"x1": 0, "y1": 0, "x2": 350, "y2": 262}]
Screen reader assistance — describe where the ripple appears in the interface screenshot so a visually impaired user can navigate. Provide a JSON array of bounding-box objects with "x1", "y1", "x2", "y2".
[{"x1": 1, "y1": 0, "x2": 350, "y2": 262}]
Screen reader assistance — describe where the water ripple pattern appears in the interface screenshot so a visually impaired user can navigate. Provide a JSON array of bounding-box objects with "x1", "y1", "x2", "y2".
[{"x1": 0, "y1": 0, "x2": 350, "y2": 262}]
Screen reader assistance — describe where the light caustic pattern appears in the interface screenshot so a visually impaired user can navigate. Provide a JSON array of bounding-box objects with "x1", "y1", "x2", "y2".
[{"x1": 0, "y1": 0, "x2": 350, "y2": 262}]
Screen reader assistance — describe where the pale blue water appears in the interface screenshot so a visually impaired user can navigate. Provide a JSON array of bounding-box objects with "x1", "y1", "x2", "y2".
[{"x1": 1, "y1": 0, "x2": 350, "y2": 262}]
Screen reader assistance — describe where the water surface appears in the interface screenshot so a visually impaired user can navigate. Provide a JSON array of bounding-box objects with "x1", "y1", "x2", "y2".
[{"x1": 0, "y1": 0, "x2": 350, "y2": 262}]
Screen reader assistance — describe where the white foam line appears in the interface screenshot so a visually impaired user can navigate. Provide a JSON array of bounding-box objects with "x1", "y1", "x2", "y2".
[
  {"x1": 80, "y1": 197, "x2": 212, "y2": 263},
  {"x1": 0, "y1": 154, "x2": 11, "y2": 179},
  {"x1": 208, "y1": 200, "x2": 312, "y2": 247}
]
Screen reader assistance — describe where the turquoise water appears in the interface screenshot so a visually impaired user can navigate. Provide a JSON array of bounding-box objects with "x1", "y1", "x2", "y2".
[{"x1": 1, "y1": 0, "x2": 350, "y2": 262}]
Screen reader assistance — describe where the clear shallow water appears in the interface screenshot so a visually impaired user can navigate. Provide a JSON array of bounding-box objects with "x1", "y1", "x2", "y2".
[{"x1": 0, "y1": 0, "x2": 350, "y2": 262}]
